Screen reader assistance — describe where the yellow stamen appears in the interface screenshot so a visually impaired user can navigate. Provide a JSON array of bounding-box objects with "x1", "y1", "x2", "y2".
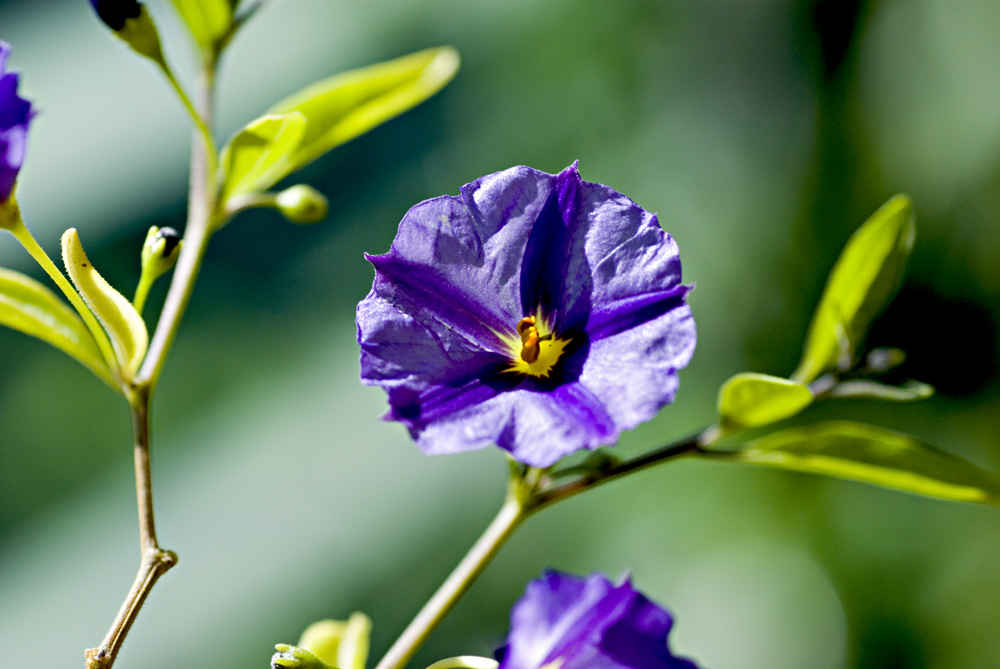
[{"x1": 505, "y1": 315, "x2": 571, "y2": 378}]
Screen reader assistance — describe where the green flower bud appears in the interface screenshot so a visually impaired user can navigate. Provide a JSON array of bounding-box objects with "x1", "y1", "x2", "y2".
[
  {"x1": 275, "y1": 185, "x2": 328, "y2": 224},
  {"x1": 140, "y1": 226, "x2": 181, "y2": 280}
]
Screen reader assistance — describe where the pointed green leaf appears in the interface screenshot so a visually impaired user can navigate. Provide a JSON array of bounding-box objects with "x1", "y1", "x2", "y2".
[
  {"x1": 720, "y1": 420, "x2": 1000, "y2": 506},
  {"x1": 170, "y1": 0, "x2": 232, "y2": 55},
  {"x1": 0, "y1": 267, "x2": 114, "y2": 386},
  {"x1": 61, "y1": 229, "x2": 148, "y2": 378},
  {"x1": 718, "y1": 372, "x2": 813, "y2": 429},
  {"x1": 827, "y1": 379, "x2": 934, "y2": 401},
  {"x1": 267, "y1": 46, "x2": 460, "y2": 170},
  {"x1": 220, "y1": 112, "x2": 307, "y2": 201},
  {"x1": 793, "y1": 195, "x2": 916, "y2": 383}
]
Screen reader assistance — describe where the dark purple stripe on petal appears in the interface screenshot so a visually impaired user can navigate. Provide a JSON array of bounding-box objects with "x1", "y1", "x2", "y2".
[
  {"x1": 368, "y1": 254, "x2": 511, "y2": 353},
  {"x1": 586, "y1": 285, "x2": 691, "y2": 342}
]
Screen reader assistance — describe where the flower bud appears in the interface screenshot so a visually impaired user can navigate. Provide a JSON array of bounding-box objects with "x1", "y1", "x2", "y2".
[
  {"x1": 140, "y1": 226, "x2": 182, "y2": 280},
  {"x1": 88, "y1": 0, "x2": 165, "y2": 63},
  {"x1": 275, "y1": 185, "x2": 328, "y2": 224}
]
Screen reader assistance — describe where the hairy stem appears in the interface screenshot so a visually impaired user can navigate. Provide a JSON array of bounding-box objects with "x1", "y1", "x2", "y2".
[{"x1": 373, "y1": 487, "x2": 529, "y2": 669}]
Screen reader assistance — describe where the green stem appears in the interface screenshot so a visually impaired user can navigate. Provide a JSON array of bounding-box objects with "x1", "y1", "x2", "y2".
[
  {"x1": 135, "y1": 65, "x2": 219, "y2": 390},
  {"x1": 158, "y1": 63, "x2": 218, "y2": 178},
  {"x1": 373, "y1": 478, "x2": 531, "y2": 669},
  {"x1": 4, "y1": 208, "x2": 120, "y2": 380}
]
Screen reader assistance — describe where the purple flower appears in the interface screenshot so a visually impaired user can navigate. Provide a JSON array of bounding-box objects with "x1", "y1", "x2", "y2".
[
  {"x1": 87, "y1": 0, "x2": 142, "y2": 31},
  {"x1": 497, "y1": 570, "x2": 698, "y2": 669},
  {"x1": 357, "y1": 164, "x2": 696, "y2": 467},
  {"x1": 0, "y1": 41, "x2": 34, "y2": 202}
]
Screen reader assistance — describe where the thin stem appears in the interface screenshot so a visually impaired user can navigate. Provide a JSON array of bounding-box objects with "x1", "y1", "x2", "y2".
[
  {"x1": 534, "y1": 431, "x2": 710, "y2": 510},
  {"x1": 374, "y1": 492, "x2": 529, "y2": 669},
  {"x1": 85, "y1": 394, "x2": 178, "y2": 669},
  {"x1": 159, "y1": 64, "x2": 218, "y2": 177},
  {"x1": 135, "y1": 65, "x2": 218, "y2": 390}
]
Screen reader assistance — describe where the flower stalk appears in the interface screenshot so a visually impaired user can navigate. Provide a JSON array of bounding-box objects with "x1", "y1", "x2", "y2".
[{"x1": 87, "y1": 53, "x2": 221, "y2": 669}]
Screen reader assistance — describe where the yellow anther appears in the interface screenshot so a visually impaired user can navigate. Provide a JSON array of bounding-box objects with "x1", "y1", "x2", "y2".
[{"x1": 506, "y1": 315, "x2": 570, "y2": 378}]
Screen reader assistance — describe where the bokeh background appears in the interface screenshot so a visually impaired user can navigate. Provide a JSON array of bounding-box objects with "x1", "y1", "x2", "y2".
[{"x1": 1, "y1": 0, "x2": 999, "y2": 667}]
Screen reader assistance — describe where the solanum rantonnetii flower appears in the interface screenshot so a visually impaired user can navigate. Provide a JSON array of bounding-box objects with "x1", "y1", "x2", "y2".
[
  {"x1": 357, "y1": 163, "x2": 695, "y2": 467},
  {"x1": 0, "y1": 40, "x2": 34, "y2": 203},
  {"x1": 497, "y1": 570, "x2": 698, "y2": 669}
]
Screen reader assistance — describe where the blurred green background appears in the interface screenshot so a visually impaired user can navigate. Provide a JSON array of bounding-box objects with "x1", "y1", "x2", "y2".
[{"x1": 1, "y1": 0, "x2": 999, "y2": 667}]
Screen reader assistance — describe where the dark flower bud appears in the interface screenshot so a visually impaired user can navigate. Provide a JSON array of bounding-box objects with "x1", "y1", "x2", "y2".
[
  {"x1": 87, "y1": 0, "x2": 164, "y2": 63},
  {"x1": 140, "y1": 226, "x2": 182, "y2": 280},
  {"x1": 88, "y1": 0, "x2": 142, "y2": 31}
]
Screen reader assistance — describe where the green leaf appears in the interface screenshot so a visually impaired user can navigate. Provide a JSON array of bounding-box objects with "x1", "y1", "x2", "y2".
[
  {"x1": 793, "y1": 194, "x2": 916, "y2": 383},
  {"x1": 0, "y1": 267, "x2": 114, "y2": 386},
  {"x1": 220, "y1": 112, "x2": 307, "y2": 201},
  {"x1": 719, "y1": 420, "x2": 1000, "y2": 506},
  {"x1": 267, "y1": 46, "x2": 460, "y2": 171},
  {"x1": 61, "y1": 229, "x2": 149, "y2": 378},
  {"x1": 826, "y1": 379, "x2": 934, "y2": 401},
  {"x1": 718, "y1": 372, "x2": 813, "y2": 429},
  {"x1": 297, "y1": 613, "x2": 371, "y2": 669},
  {"x1": 170, "y1": 0, "x2": 232, "y2": 55}
]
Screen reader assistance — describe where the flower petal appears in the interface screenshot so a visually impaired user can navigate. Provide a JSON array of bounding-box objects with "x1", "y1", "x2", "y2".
[{"x1": 499, "y1": 571, "x2": 698, "y2": 669}]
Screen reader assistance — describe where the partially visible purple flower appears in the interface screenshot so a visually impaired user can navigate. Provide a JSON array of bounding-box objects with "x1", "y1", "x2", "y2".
[
  {"x1": 87, "y1": 0, "x2": 142, "y2": 31},
  {"x1": 0, "y1": 40, "x2": 34, "y2": 202},
  {"x1": 357, "y1": 163, "x2": 696, "y2": 467},
  {"x1": 497, "y1": 570, "x2": 698, "y2": 669}
]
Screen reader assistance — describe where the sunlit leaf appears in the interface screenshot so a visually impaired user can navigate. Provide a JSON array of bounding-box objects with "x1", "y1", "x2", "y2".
[
  {"x1": 718, "y1": 372, "x2": 813, "y2": 429},
  {"x1": 827, "y1": 379, "x2": 934, "y2": 401},
  {"x1": 220, "y1": 112, "x2": 306, "y2": 201},
  {"x1": 297, "y1": 613, "x2": 371, "y2": 669},
  {"x1": 170, "y1": 0, "x2": 232, "y2": 55},
  {"x1": 793, "y1": 195, "x2": 916, "y2": 383},
  {"x1": 0, "y1": 267, "x2": 114, "y2": 386},
  {"x1": 61, "y1": 229, "x2": 148, "y2": 378},
  {"x1": 717, "y1": 420, "x2": 1000, "y2": 506},
  {"x1": 268, "y1": 46, "x2": 460, "y2": 170}
]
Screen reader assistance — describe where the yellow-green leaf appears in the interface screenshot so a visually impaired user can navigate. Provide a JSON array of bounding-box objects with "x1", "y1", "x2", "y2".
[
  {"x1": 718, "y1": 372, "x2": 813, "y2": 429},
  {"x1": 719, "y1": 421, "x2": 1000, "y2": 506},
  {"x1": 0, "y1": 267, "x2": 115, "y2": 386},
  {"x1": 793, "y1": 195, "x2": 916, "y2": 383},
  {"x1": 170, "y1": 0, "x2": 232, "y2": 55},
  {"x1": 268, "y1": 46, "x2": 460, "y2": 171},
  {"x1": 297, "y1": 613, "x2": 371, "y2": 669},
  {"x1": 220, "y1": 112, "x2": 307, "y2": 201},
  {"x1": 61, "y1": 229, "x2": 148, "y2": 378}
]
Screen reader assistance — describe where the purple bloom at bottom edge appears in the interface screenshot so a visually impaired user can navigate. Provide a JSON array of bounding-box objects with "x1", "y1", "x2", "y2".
[
  {"x1": 0, "y1": 40, "x2": 35, "y2": 202},
  {"x1": 356, "y1": 164, "x2": 696, "y2": 467},
  {"x1": 497, "y1": 570, "x2": 699, "y2": 669}
]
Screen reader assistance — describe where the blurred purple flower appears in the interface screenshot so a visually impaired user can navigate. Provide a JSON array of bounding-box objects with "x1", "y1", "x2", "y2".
[
  {"x1": 497, "y1": 570, "x2": 698, "y2": 669},
  {"x1": 87, "y1": 0, "x2": 142, "y2": 31},
  {"x1": 357, "y1": 163, "x2": 695, "y2": 467},
  {"x1": 0, "y1": 40, "x2": 34, "y2": 202}
]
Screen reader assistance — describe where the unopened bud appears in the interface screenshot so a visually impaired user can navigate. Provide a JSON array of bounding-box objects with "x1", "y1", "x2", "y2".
[
  {"x1": 275, "y1": 185, "x2": 328, "y2": 224},
  {"x1": 88, "y1": 1, "x2": 165, "y2": 63},
  {"x1": 271, "y1": 644, "x2": 335, "y2": 669},
  {"x1": 140, "y1": 226, "x2": 181, "y2": 281}
]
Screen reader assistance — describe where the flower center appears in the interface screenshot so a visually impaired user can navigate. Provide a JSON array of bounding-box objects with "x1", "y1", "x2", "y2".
[{"x1": 506, "y1": 315, "x2": 571, "y2": 378}]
